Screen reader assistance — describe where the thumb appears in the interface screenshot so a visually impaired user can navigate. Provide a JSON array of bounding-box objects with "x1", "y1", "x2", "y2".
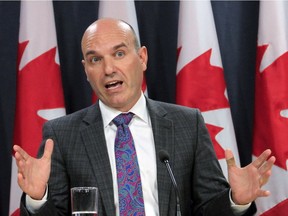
[
  {"x1": 42, "y1": 139, "x2": 54, "y2": 160},
  {"x1": 225, "y1": 149, "x2": 236, "y2": 168}
]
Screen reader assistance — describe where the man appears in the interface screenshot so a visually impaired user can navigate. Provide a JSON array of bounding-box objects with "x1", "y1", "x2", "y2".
[{"x1": 14, "y1": 18, "x2": 275, "y2": 215}]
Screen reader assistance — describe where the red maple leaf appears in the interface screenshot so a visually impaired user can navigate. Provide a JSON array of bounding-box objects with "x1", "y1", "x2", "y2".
[
  {"x1": 176, "y1": 48, "x2": 229, "y2": 159},
  {"x1": 253, "y1": 45, "x2": 288, "y2": 170},
  {"x1": 206, "y1": 124, "x2": 225, "y2": 159},
  {"x1": 176, "y1": 48, "x2": 229, "y2": 111},
  {"x1": 13, "y1": 41, "x2": 65, "y2": 157}
]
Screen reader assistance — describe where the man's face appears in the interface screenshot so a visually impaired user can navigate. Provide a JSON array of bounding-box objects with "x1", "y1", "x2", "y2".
[{"x1": 82, "y1": 20, "x2": 147, "y2": 112}]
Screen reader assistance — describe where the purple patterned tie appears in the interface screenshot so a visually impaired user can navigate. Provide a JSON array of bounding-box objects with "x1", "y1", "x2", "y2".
[{"x1": 113, "y1": 113, "x2": 145, "y2": 216}]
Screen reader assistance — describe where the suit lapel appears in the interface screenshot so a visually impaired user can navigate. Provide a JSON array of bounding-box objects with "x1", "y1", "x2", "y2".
[
  {"x1": 147, "y1": 99, "x2": 175, "y2": 216},
  {"x1": 80, "y1": 103, "x2": 115, "y2": 216}
]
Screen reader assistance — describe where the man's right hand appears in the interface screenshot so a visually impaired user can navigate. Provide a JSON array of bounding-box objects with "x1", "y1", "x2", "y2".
[{"x1": 13, "y1": 139, "x2": 54, "y2": 200}]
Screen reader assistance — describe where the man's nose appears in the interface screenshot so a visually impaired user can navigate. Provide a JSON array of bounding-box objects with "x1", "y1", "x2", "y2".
[{"x1": 104, "y1": 58, "x2": 115, "y2": 75}]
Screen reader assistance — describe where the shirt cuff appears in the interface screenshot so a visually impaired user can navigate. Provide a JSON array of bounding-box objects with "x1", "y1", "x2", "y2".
[
  {"x1": 25, "y1": 186, "x2": 48, "y2": 213},
  {"x1": 229, "y1": 189, "x2": 251, "y2": 215}
]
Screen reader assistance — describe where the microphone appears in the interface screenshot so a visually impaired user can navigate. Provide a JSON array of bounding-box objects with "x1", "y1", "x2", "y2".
[{"x1": 159, "y1": 150, "x2": 182, "y2": 216}]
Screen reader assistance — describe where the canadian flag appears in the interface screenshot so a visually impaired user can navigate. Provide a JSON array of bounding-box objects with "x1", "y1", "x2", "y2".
[
  {"x1": 9, "y1": 0, "x2": 66, "y2": 215},
  {"x1": 93, "y1": 0, "x2": 147, "y2": 103},
  {"x1": 253, "y1": 1, "x2": 288, "y2": 215},
  {"x1": 176, "y1": 0, "x2": 239, "y2": 178}
]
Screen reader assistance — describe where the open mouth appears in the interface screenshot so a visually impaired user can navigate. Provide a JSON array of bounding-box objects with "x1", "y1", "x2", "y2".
[{"x1": 105, "y1": 81, "x2": 123, "y2": 89}]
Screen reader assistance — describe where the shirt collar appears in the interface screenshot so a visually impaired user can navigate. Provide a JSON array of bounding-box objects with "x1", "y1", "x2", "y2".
[{"x1": 99, "y1": 93, "x2": 149, "y2": 127}]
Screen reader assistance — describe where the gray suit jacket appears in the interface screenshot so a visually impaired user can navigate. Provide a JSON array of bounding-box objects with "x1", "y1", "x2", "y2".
[{"x1": 20, "y1": 98, "x2": 254, "y2": 215}]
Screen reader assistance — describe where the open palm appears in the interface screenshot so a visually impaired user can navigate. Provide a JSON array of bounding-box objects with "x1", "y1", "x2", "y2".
[
  {"x1": 225, "y1": 149, "x2": 275, "y2": 205},
  {"x1": 13, "y1": 139, "x2": 54, "y2": 200}
]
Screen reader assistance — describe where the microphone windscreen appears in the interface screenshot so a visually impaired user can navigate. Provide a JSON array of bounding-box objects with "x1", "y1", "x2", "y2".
[{"x1": 159, "y1": 150, "x2": 170, "y2": 162}]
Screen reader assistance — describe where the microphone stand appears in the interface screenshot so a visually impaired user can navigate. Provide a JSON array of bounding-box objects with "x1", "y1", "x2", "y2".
[{"x1": 163, "y1": 159, "x2": 182, "y2": 216}]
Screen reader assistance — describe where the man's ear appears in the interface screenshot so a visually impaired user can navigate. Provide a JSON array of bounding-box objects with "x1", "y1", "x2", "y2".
[
  {"x1": 81, "y1": 59, "x2": 89, "y2": 81},
  {"x1": 81, "y1": 59, "x2": 85, "y2": 68},
  {"x1": 139, "y1": 46, "x2": 148, "y2": 71}
]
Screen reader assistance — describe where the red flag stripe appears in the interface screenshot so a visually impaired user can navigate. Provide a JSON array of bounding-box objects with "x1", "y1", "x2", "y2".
[{"x1": 9, "y1": 1, "x2": 66, "y2": 214}]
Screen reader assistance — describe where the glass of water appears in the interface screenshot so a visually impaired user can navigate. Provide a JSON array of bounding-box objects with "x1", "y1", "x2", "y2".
[{"x1": 71, "y1": 187, "x2": 98, "y2": 216}]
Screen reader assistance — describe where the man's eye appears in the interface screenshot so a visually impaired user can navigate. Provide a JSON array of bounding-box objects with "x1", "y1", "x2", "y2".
[
  {"x1": 91, "y1": 57, "x2": 101, "y2": 63},
  {"x1": 115, "y1": 51, "x2": 125, "y2": 58}
]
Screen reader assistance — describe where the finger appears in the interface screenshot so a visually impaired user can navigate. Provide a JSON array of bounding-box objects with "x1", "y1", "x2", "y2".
[
  {"x1": 14, "y1": 146, "x2": 25, "y2": 161},
  {"x1": 252, "y1": 149, "x2": 272, "y2": 169},
  {"x1": 257, "y1": 189, "x2": 271, "y2": 198},
  {"x1": 17, "y1": 159, "x2": 25, "y2": 174},
  {"x1": 225, "y1": 149, "x2": 236, "y2": 167},
  {"x1": 259, "y1": 155, "x2": 276, "y2": 175},
  {"x1": 14, "y1": 151, "x2": 27, "y2": 169},
  {"x1": 13, "y1": 145, "x2": 29, "y2": 161},
  {"x1": 259, "y1": 170, "x2": 272, "y2": 186},
  {"x1": 17, "y1": 172, "x2": 27, "y2": 190},
  {"x1": 17, "y1": 172, "x2": 25, "y2": 184},
  {"x1": 42, "y1": 139, "x2": 54, "y2": 160},
  {"x1": 14, "y1": 151, "x2": 23, "y2": 163},
  {"x1": 259, "y1": 156, "x2": 275, "y2": 186}
]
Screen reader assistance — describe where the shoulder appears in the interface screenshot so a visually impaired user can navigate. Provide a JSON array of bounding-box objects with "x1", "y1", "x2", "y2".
[
  {"x1": 146, "y1": 98, "x2": 203, "y2": 127},
  {"x1": 44, "y1": 103, "x2": 98, "y2": 128},
  {"x1": 147, "y1": 97, "x2": 201, "y2": 116}
]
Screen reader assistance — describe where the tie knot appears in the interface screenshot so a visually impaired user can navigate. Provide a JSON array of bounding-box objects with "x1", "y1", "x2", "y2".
[{"x1": 113, "y1": 112, "x2": 134, "y2": 127}]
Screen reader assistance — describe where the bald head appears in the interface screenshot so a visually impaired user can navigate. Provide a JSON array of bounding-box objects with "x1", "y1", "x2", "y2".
[{"x1": 81, "y1": 18, "x2": 140, "y2": 54}]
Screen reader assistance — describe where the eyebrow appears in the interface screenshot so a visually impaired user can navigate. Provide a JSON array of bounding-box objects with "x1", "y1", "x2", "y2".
[
  {"x1": 85, "y1": 50, "x2": 96, "y2": 57},
  {"x1": 84, "y1": 42, "x2": 128, "y2": 58},
  {"x1": 113, "y1": 42, "x2": 127, "y2": 51}
]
